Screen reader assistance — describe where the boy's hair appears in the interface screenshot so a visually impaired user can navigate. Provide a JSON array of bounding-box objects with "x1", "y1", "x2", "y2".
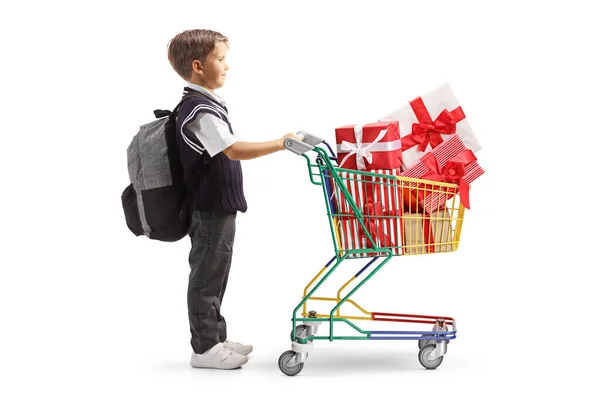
[{"x1": 167, "y1": 29, "x2": 228, "y2": 81}]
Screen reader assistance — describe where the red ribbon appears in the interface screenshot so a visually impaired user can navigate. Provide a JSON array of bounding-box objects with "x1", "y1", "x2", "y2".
[
  {"x1": 422, "y1": 216, "x2": 435, "y2": 253},
  {"x1": 358, "y1": 201, "x2": 396, "y2": 247},
  {"x1": 419, "y1": 149, "x2": 477, "y2": 209},
  {"x1": 401, "y1": 97, "x2": 466, "y2": 153}
]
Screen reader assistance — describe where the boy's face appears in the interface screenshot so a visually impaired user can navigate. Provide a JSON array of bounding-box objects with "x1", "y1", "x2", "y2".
[{"x1": 193, "y1": 41, "x2": 229, "y2": 91}]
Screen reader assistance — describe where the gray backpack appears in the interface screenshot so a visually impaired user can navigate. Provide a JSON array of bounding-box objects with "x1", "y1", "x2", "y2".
[{"x1": 121, "y1": 94, "x2": 198, "y2": 242}]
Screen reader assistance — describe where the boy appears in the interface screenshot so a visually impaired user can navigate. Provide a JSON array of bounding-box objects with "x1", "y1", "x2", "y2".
[{"x1": 167, "y1": 29, "x2": 298, "y2": 369}]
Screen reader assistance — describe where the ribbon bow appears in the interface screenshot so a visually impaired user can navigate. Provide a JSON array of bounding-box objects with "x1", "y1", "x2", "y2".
[
  {"x1": 420, "y1": 149, "x2": 477, "y2": 209},
  {"x1": 402, "y1": 97, "x2": 466, "y2": 153},
  {"x1": 339, "y1": 125, "x2": 389, "y2": 170}
]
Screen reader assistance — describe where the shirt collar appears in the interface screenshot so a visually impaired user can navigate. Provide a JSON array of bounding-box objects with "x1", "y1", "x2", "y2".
[{"x1": 186, "y1": 83, "x2": 226, "y2": 106}]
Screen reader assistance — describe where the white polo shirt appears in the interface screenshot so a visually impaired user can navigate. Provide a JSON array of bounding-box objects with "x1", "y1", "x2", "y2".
[{"x1": 185, "y1": 83, "x2": 239, "y2": 157}]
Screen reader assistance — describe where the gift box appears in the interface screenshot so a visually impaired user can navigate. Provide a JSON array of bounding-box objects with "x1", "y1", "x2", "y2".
[
  {"x1": 361, "y1": 169, "x2": 404, "y2": 255},
  {"x1": 335, "y1": 121, "x2": 402, "y2": 171},
  {"x1": 400, "y1": 134, "x2": 484, "y2": 213},
  {"x1": 331, "y1": 168, "x2": 403, "y2": 257},
  {"x1": 322, "y1": 168, "x2": 346, "y2": 255},
  {"x1": 402, "y1": 211, "x2": 454, "y2": 255},
  {"x1": 379, "y1": 83, "x2": 482, "y2": 170}
]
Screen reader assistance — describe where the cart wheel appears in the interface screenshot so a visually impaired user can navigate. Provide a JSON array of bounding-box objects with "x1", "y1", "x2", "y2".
[
  {"x1": 418, "y1": 344, "x2": 444, "y2": 370},
  {"x1": 291, "y1": 324, "x2": 314, "y2": 341},
  {"x1": 291, "y1": 325, "x2": 306, "y2": 340},
  {"x1": 419, "y1": 323, "x2": 448, "y2": 349},
  {"x1": 278, "y1": 350, "x2": 304, "y2": 376}
]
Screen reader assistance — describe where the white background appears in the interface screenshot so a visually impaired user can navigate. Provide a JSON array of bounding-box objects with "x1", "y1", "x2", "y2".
[{"x1": 1, "y1": 0, "x2": 598, "y2": 398}]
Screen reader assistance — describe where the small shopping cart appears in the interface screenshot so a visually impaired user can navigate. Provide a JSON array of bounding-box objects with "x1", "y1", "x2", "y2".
[{"x1": 278, "y1": 131, "x2": 467, "y2": 376}]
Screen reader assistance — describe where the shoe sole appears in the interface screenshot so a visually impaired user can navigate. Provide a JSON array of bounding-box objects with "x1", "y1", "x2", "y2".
[{"x1": 190, "y1": 358, "x2": 248, "y2": 370}]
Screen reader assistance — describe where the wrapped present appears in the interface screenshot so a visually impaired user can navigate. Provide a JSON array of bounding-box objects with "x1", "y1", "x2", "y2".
[
  {"x1": 379, "y1": 83, "x2": 482, "y2": 169},
  {"x1": 400, "y1": 186, "x2": 427, "y2": 213},
  {"x1": 331, "y1": 168, "x2": 403, "y2": 257},
  {"x1": 401, "y1": 134, "x2": 484, "y2": 212},
  {"x1": 402, "y1": 211, "x2": 453, "y2": 255},
  {"x1": 322, "y1": 168, "x2": 346, "y2": 254},
  {"x1": 335, "y1": 121, "x2": 402, "y2": 171},
  {"x1": 429, "y1": 210, "x2": 454, "y2": 253},
  {"x1": 361, "y1": 169, "x2": 404, "y2": 255},
  {"x1": 329, "y1": 170, "x2": 367, "y2": 258},
  {"x1": 358, "y1": 201, "x2": 394, "y2": 249}
]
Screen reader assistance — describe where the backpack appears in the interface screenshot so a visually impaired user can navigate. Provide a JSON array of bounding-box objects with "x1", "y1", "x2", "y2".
[{"x1": 121, "y1": 93, "x2": 199, "y2": 242}]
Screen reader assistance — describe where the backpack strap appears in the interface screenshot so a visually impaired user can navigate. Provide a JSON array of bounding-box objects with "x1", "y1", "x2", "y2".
[{"x1": 153, "y1": 91, "x2": 203, "y2": 119}]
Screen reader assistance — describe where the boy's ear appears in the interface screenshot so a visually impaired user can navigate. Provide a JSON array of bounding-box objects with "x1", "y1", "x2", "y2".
[{"x1": 192, "y1": 60, "x2": 203, "y2": 73}]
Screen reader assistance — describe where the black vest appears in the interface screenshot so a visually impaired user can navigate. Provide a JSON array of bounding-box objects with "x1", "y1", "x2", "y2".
[{"x1": 176, "y1": 88, "x2": 247, "y2": 213}]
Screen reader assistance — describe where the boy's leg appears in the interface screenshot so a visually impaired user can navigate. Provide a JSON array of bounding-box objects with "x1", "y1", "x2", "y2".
[
  {"x1": 187, "y1": 210, "x2": 236, "y2": 354},
  {"x1": 217, "y1": 252, "x2": 232, "y2": 343}
]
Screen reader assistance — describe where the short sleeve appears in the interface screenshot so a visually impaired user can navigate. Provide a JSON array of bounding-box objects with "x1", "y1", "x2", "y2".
[{"x1": 185, "y1": 112, "x2": 238, "y2": 157}]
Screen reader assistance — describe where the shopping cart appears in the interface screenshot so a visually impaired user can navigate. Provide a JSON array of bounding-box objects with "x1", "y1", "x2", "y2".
[{"x1": 278, "y1": 131, "x2": 467, "y2": 376}]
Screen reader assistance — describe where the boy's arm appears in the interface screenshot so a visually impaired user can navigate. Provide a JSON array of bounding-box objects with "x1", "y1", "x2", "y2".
[
  {"x1": 183, "y1": 108, "x2": 297, "y2": 160},
  {"x1": 222, "y1": 134, "x2": 295, "y2": 161}
]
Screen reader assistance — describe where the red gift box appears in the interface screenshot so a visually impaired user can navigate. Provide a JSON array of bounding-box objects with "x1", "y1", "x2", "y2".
[
  {"x1": 335, "y1": 121, "x2": 402, "y2": 171},
  {"x1": 331, "y1": 168, "x2": 403, "y2": 257},
  {"x1": 400, "y1": 134, "x2": 484, "y2": 213}
]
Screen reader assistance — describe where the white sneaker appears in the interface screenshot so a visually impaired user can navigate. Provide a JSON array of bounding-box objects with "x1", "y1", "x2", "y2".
[
  {"x1": 190, "y1": 343, "x2": 248, "y2": 369},
  {"x1": 223, "y1": 339, "x2": 253, "y2": 356}
]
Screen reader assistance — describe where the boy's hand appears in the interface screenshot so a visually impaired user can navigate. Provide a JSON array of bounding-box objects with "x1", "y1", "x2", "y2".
[{"x1": 279, "y1": 133, "x2": 302, "y2": 150}]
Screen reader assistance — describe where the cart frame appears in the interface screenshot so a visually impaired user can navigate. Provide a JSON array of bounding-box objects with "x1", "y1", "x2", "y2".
[{"x1": 278, "y1": 132, "x2": 465, "y2": 376}]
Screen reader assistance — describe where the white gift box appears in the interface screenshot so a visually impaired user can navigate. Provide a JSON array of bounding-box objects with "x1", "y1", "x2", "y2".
[{"x1": 379, "y1": 83, "x2": 482, "y2": 169}]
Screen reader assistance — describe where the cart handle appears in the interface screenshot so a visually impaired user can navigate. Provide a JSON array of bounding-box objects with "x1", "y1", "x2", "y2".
[
  {"x1": 284, "y1": 130, "x2": 336, "y2": 159},
  {"x1": 284, "y1": 130, "x2": 319, "y2": 155}
]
